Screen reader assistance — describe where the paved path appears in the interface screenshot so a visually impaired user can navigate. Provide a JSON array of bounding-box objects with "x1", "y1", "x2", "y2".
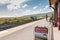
[
  {"x1": 53, "y1": 27, "x2": 60, "y2": 40},
  {"x1": 33, "y1": 19, "x2": 50, "y2": 28},
  {"x1": 34, "y1": 19, "x2": 53, "y2": 40},
  {"x1": 34, "y1": 18, "x2": 60, "y2": 40},
  {"x1": 0, "y1": 18, "x2": 60, "y2": 40}
]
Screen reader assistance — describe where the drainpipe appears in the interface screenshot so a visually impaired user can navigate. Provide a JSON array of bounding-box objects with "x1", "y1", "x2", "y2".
[{"x1": 57, "y1": 0, "x2": 60, "y2": 30}]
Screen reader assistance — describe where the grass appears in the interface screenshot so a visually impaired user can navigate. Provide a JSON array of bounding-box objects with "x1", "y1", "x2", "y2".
[
  {"x1": 0, "y1": 16, "x2": 44, "y2": 25},
  {"x1": 35, "y1": 37, "x2": 43, "y2": 40},
  {"x1": 35, "y1": 37, "x2": 47, "y2": 40},
  {"x1": 0, "y1": 17, "x2": 32, "y2": 24},
  {"x1": 0, "y1": 16, "x2": 44, "y2": 31}
]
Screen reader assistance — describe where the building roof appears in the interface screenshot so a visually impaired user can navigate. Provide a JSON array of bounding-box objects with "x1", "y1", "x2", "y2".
[{"x1": 49, "y1": 0, "x2": 57, "y2": 5}]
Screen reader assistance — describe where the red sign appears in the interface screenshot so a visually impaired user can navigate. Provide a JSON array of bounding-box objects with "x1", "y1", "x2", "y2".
[{"x1": 35, "y1": 26, "x2": 48, "y2": 33}]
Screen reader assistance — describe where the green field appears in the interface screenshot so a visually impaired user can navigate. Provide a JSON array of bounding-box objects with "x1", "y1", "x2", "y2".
[
  {"x1": 0, "y1": 16, "x2": 44, "y2": 31},
  {"x1": 0, "y1": 17, "x2": 32, "y2": 24},
  {"x1": 0, "y1": 16, "x2": 44, "y2": 25}
]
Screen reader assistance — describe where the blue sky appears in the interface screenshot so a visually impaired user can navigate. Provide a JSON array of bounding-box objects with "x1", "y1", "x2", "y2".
[{"x1": 0, "y1": 0, "x2": 53, "y2": 17}]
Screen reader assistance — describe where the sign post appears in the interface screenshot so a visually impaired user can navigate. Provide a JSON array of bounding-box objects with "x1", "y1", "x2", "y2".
[{"x1": 48, "y1": 23, "x2": 53, "y2": 40}]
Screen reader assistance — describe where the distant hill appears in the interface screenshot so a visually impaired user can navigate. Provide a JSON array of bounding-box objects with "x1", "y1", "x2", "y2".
[
  {"x1": 0, "y1": 12, "x2": 54, "y2": 18},
  {"x1": 26, "y1": 12, "x2": 54, "y2": 17}
]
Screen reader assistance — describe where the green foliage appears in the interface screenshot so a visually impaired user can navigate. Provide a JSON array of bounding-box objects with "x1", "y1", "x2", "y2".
[
  {"x1": 0, "y1": 16, "x2": 43, "y2": 24},
  {"x1": 0, "y1": 17, "x2": 32, "y2": 24}
]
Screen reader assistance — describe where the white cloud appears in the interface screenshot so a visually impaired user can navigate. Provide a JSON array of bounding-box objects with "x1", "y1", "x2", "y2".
[
  {"x1": 0, "y1": 3, "x2": 54, "y2": 17},
  {"x1": 33, "y1": 6, "x2": 38, "y2": 9},
  {"x1": 7, "y1": 4, "x2": 20, "y2": 10},
  {"x1": 22, "y1": 10, "x2": 32, "y2": 15},
  {"x1": 0, "y1": 0, "x2": 10, "y2": 4},
  {"x1": 0, "y1": 9, "x2": 40, "y2": 17},
  {"x1": 22, "y1": 4, "x2": 28, "y2": 8},
  {"x1": 21, "y1": 5, "x2": 54, "y2": 16},
  {"x1": 0, "y1": 0, "x2": 29, "y2": 10},
  {"x1": 43, "y1": 5, "x2": 49, "y2": 10},
  {"x1": 22, "y1": 9, "x2": 40, "y2": 16},
  {"x1": 42, "y1": 5, "x2": 54, "y2": 13}
]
